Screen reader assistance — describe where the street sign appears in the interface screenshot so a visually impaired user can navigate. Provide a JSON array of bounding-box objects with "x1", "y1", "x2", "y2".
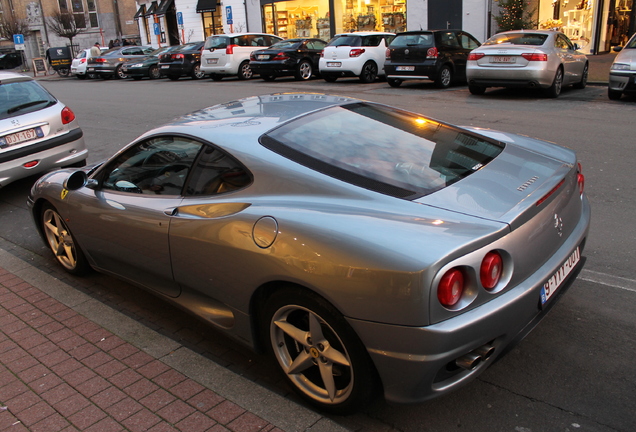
[
  {"x1": 226, "y1": 6, "x2": 233, "y2": 23},
  {"x1": 177, "y1": 12, "x2": 183, "y2": 26},
  {"x1": 13, "y1": 34, "x2": 24, "y2": 44},
  {"x1": 153, "y1": 23, "x2": 160, "y2": 36}
]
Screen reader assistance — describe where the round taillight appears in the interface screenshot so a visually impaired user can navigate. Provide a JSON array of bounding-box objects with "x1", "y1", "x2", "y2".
[
  {"x1": 61, "y1": 106, "x2": 75, "y2": 124},
  {"x1": 480, "y1": 251, "x2": 503, "y2": 290},
  {"x1": 438, "y1": 269, "x2": 464, "y2": 307},
  {"x1": 577, "y1": 162, "x2": 585, "y2": 196}
]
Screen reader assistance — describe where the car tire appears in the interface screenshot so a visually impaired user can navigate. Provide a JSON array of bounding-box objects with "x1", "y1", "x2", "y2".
[
  {"x1": 435, "y1": 65, "x2": 453, "y2": 89},
  {"x1": 468, "y1": 84, "x2": 486, "y2": 95},
  {"x1": 573, "y1": 63, "x2": 588, "y2": 89},
  {"x1": 262, "y1": 287, "x2": 379, "y2": 414},
  {"x1": 149, "y1": 65, "x2": 161, "y2": 80},
  {"x1": 359, "y1": 61, "x2": 378, "y2": 83},
  {"x1": 115, "y1": 65, "x2": 127, "y2": 80},
  {"x1": 323, "y1": 74, "x2": 338, "y2": 83},
  {"x1": 261, "y1": 74, "x2": 276, "y2": 81},
  {"x1": 87, "y1": 73, "x2": 97, "y2": 79},
  {"x1": 387, "y1": 78, "x2": 402, "y2": 88},
  {"x1": 210, "y1": 74, "x2": 224, "y2": 81},
  {"x1": 167, "y1": 74, "x2": 180, "y2": 81},
  {"x1": 295, "y1": 60, "x2": 313, "y2": 81},
  {"x1": 608, "y1": 88, "x2": 622, "y2": 100},
  {"x1": 40, "y1": 203, "x2": 90, "y2": 275},
  {"x1": 191, "y1": 63, "x2": 205, "y2": 80},
  {"x1": 76, "y1": 74, "x2": 87, "y2": 80},
  {"x1": 546, "y1": 67, "x2": 563, "y2": 98},
  {"x1": 238, "y1": 61, "x2": 253, "y2": 80}
]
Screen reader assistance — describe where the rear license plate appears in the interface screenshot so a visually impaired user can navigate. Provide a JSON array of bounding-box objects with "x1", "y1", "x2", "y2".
[
  {"x1": 396, "y1": 66, "x2": 415, "y2": 71},
  {"x1": 2, "y1": 127, "x2": 43, "y2": 148},
  {"x1": 87, "y1": 68, "x2": 94, "y2": 72},
  {"x1": 327, "y1": 62, "x2": 341, "y2": 67},
  {"x1": 491, "y1": 56, "x2": 515, "y2": 63},
  {"x1": 257, "y1": 55, "x2": 268, "y2": 60},
  {"x1": 541, "y1": 246, "x2": 580, "y2": 306},
  {"x1": 161, "y1": 65, "x2": 169, "y2": 69},
  {"x1": 207, "y1": 58, "x2": 218, "y2": 64}
]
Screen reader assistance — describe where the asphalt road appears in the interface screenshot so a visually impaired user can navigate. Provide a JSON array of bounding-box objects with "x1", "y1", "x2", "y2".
[{"x1": 1, "y1": 76, "x2": 634, "y2": 432}]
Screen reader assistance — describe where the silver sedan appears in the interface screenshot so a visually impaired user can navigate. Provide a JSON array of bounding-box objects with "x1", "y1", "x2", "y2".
[
  {"x1": 466, "y1": 30, "x2": 588, "y2": 97},
  {"x1": 608, "y1": 32, "x2": 636, "y2": 100},
  {"x1": 28, "y1": 94, "x2": 590, "y2": 414}
]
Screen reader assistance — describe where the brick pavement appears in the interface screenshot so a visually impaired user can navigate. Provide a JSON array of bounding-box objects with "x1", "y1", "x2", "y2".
[{"x1": 0, "y1": 249, "x2": 348, "y2": 432}]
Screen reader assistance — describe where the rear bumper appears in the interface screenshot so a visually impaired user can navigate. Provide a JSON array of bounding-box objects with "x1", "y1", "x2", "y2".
[
  {"x1": 349, "y1": 196, "x2": 591, "y2": 404},
  {"x1": 467, "y1": 67, "x2": 554, "y2": 88},
  {"x1": 0, "y1": 128, "x2": 87, "y2": 188},
  {"x1": 159, "y1": 63, "x2": 192, "y2": 76},
  {"x1": 385, "y1": 63, "x2": 438, "y2": 81}
]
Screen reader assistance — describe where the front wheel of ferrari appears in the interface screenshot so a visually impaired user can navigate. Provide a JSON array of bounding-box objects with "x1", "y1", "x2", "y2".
[
  {"x1": 263, "y1": 287, "x2": 379, "y2": 414},
  {"x1": 41, "y1": 203, "x2": 90, "y2": 275}
]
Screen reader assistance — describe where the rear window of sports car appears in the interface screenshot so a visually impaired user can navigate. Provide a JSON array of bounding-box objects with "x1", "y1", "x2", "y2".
[{"x1": 261, "y1": 103, "x2": 504, "y2": 199}]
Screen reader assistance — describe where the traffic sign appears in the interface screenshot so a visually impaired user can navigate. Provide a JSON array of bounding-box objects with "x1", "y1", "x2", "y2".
[
  {"x1": 226, "y1": 6, "x2": 233, "y2": 22},
  {"x1": 13, "y1": 34, "x2": 24, "y2": 45},
  {"x1": 176, "y1": 12, "x2": 183, "y2": 26},
  {"x1": 153, "y1": 23, "x2": 160, "y2": 35}
]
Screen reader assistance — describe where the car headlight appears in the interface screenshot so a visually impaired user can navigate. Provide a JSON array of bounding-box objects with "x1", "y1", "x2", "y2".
[{"x1": 611, "y1": 63, "x2": 631, "y2": 71}]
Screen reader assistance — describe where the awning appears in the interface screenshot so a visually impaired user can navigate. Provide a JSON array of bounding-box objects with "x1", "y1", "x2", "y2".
[
  {"x1": 259, "y1": 0, "x2": 291, "y2": 6},
  {"x1": 155, "y1": 0, "x2": 174, "y2": 16},
  {"x1": 145, "y1": 2, "x2": 157, "y2": 16},
  {"x1": 196, "y1": 0, "x2": 217, "y2": 13},
  {"x1": 133, "y1": 5, "x2": 145, "y2": 20}
]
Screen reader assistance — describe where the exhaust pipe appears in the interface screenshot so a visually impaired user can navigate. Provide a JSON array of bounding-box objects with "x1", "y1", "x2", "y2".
[
  {"x1": 474, "y1": 344, "x2": 495, "y2": 360},
  {"x1": 455, "y1": 352, "x2": 482, "y2": 371}
]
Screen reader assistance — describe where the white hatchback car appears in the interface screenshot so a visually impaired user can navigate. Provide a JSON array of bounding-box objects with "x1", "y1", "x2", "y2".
[
  {"x1": 319, "y1": 32, "x2": 395, "y2": 83},
  {"x1": 0, "y1": 72, "x2": 87, "y2": 188},
  {"x1": 200, "y1": 33, "x2": 283, "y2": 80},
  {"x1": 71, "y1": 47, "x2": 107, "y2": 79}
]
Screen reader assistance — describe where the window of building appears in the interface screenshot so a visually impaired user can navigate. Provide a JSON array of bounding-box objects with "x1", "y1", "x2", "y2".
[
  {"x1": 87, "y1": 0, "x2": 98, "y2": 28},
  {"x1": 202, "y1": 11, "x2": 223, "y2": 37}
]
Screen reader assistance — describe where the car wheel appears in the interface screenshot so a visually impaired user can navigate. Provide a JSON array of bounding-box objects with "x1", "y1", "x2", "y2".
[
  {"x1": 41, "y1": 203, "x2": 90, "y2": 275},
  {"x1": 295, "y1": 60, "x2": 313, "y2": 81},
  {"x1": 573, "y1": 63, "x2": 588, "y2": 89},
  {"x1": 76, "y1": 74, "x2": 87, "y2": 80},
  {"x1": 263, "y1": 287, "x2": 379, "y2": 414},
  {"x1": 57, "y1": 68, "x2": 70, "y2": 77},
  {"x1": 387, "y1": 78, "x2": 402, "y2": 87},
  {"x1": 210, "y1": 74, "x2": 224, "y2": 81},
  {"x1": 323, "y1": 74, "x2": 338, "y2": 83},
  {"x1": 546, "y1": 67, "x2": 563, "y2": 98},
  {"x1": 191, "y1": 63, "x2": 205, "y2": 80},
  {"x1": 435, "y1": 65, "x2": 452, "y2": 89},
  {"x1": 468, "y1": 84, "x2": 486, "y2": 95},
  {"x1": 87, "y1": 73, "x2": 97, "y2": 79},
  {"x1": 149, "y1": 65, "x2": 161, "y2": 80},
  {"x1": 359, "y1": 61, "x2": 378, "y2": 83},
  {"x1": 167, "y1": 74, "x2": 180, "y2": 81},
  {"x1": 115, "y1": 65, "x2": 127, "y2": 79},
  {"x1": 261, "y1": 74, "x2": 276, "y2": 81},
  {"x1": 608, "y1": 88, "x2": 622, "y2": 100},
  {"x1": 238, "y1": 61, "x2": 253, "y2": 80}
]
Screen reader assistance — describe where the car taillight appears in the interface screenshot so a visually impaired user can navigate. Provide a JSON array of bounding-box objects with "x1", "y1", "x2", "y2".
[
  {"x1": 577, "y1": 162, "x2": 585, "y2": 196},
  {"x1": 250, "y1": 53, "x2": 256, "y2": 61},
  {"x1": 273, "y1": 52, "x2": 289, "y2": 61},
  {"x1": 171, "y1": 53, "x2": 185, "y2": 60},
  {"x1": 226, "y1": 44, "x2": 238, "y2": 54},
  {"x1": 320, "y1": 50, "x2": 324, "y2": 57},
  {"x1": 95, "y1": 58, "x2": 107, "y2": 63},
  {"x1": 61, "y1": 107, "x2": 75, "y2": 124},
  {"x1": 521, "y1": 53, "x2": 548, "y2": 61},
  {"x1": 385, "y1": 48, "x2": 391, "y2": 59},
  {"x1": 80, "y1": 59, "x2": 86, "y2": 64},
  {"x1": 350, "y1": 48, "x2": 365, "y2": 57},
  {"x1": 480, "y1": 251, "x2": 503, "y2": 290},
  {"x1": 426, "y1": 47, "x2": 438, "y2": 59},
  {"x1": 437, "y1": 268, "x2": 464, "y2": 307},
  {"x1": 468, "y1": 52, "x2": 485, "y2": 61}
]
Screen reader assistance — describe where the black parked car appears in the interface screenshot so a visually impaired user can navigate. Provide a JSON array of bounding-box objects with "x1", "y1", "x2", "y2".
[
  {"x1": 0, "y1": 52, "x2": 22, "y2": 69},
  {"x1": 121, "y1": 46, "x2": 182, "y2": 80},
  {"x1": 249, "y1": 38, "x2": 328, "y2": 81},
  {"x1": 385, "y1": 30, "x2": 481, "y2": 88},
  {"x1": 158, "y1": 42, "x2": 206, "y2": 80}
]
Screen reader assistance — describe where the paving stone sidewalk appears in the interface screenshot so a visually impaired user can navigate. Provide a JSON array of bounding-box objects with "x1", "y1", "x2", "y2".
[{"x1": 0, "y1": 249, "x2": 348, "y2": 432}]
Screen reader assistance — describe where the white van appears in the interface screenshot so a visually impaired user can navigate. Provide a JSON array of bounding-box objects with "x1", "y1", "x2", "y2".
[{"x1": 200, "y1": 33, "x2": 283, "y2": 80}]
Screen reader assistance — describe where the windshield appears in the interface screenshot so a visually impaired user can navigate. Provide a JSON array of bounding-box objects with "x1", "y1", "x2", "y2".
[
  {"x1": 262, "y1": 103, "x2": 504, "y2": 199},
  {"x1": 484, "y1": 33, "x2": 548, "y2": 46},
  {"x1": 0, "y1": 80, "x2": 57, "y2": 120},
  {"x1": 391, "y1": 33, "x2": 434, "y2": 47},
  {"x1": 327, "y1": 35, "x2": 362, "y2": 47},
  {"x1": 270, "y1": 40, "x2": 303, "y2": 50},
  {"x1": 626, "y1": 34, "x2": 636, "y2": 49}
]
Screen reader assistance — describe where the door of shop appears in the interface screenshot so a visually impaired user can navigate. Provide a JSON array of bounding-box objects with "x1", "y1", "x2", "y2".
[{"x1": 428, "y1": 0, "x2": 462, "y2": 30}]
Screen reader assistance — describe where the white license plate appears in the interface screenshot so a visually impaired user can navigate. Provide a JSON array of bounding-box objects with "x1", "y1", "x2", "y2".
[
  {"x1": 327, "y1": 62, "x2": 341, "y2": 67},
  {"x1": 257, "y1": 55, "x2": 268, "y2": 60},
  {"x1": 541, "y1": 247, "x2": 580, "y2": 305},
  {"x1": 161, "y1": 65, "x2": 169, "y2": 69},
  {"x1": 207, "y1": 58, "x2": 218, "y2": 64},
  {"x1": 2, "y1": 127, "x2": 42, "y2": 147},
  {"x1": 491, "y1": 56, "x2": 515, "y2": 63},
  {"x1": 87, "y1": 68, "x2": 94, "y2": 71},
  {"x1": 396, "y1": 66, "x2": 415, "y2": 71}
]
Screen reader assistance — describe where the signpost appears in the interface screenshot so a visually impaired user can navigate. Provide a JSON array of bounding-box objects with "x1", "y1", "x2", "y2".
[
  {"x1": 177, "y1": 12, "x2": 185, "y2": 44},
  {"x1": 13, "y1": 34, "x2": 25, "y2": 51},
  {"x1": 226, "y1": 6, "x2": 233, "y2": 32}
]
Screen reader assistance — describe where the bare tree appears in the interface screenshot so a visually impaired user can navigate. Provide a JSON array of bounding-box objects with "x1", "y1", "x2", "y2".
[
  {"x1": 46, "y1": 11, "x2": 87, "y2": 53},
  {"x1": 0, "y1": 14, "x2": 30, "y2": 40}
]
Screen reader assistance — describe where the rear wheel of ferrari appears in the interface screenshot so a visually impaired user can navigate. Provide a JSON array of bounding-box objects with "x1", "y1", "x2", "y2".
[
  {"x1": 41, "y1": 203, "x2": 90, "y2": 275},
  {"x1": 263, "y1": 287, "x2": 378, "y2": 414}
]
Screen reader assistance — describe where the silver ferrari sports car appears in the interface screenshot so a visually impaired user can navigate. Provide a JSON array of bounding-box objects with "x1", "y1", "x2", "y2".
[{"x1": 28, "y1": 94, "x2": 590, "y2": 414}]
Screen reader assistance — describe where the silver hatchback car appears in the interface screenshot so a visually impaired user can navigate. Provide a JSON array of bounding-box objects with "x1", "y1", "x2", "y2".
[
  {"x1": 0, "y1": 72, "x2": 87, "y2": 188},
  {"x1": 466, "y1": 30, "x2": 588, "y2": 97}
]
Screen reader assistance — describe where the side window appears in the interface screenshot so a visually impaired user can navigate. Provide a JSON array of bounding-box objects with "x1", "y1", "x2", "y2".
[
  {"x1": 555, "y1": 35, "x2": 570, "y2": 50},
  {"x1": 459, "y1": 33, "x2": 480, "y2": 50},
  {"x1": 101, "y1": 136, "x2": 202, "y2": 196},
  {"x1": 308, "y1": 40, "x2": 327, "y2": 50},
  {"x1": 363, "y1": 36, "x2": 381, "y2": 47},
  {"x1": 143, "y1": 47, "x2": 155, "y2": 54},
  {"x1": 440, "y1": 32, "x2": 461, "y2": 49},
  {"x1": 236, "y1": 36, "x2": 250, "y2": 47},
  {"x1": 185, "y1": 145, "x2": 251, "y2": 196}
]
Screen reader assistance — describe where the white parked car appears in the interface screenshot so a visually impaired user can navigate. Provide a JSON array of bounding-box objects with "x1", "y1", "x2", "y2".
[
  {"x1": 200, "y1": 33, "x2": 283, "y2": 80},
  {"x1": 71, "y1": 47, "x2": 107, "y2": 79},
  {"x1": 319, "y1": 32, "x2": 395, "y2": 83}
]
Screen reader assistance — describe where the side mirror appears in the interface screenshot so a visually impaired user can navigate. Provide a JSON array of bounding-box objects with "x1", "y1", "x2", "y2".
[
  {"x1": 573, "y1": 43, "x2": 580, "y2": 51},
  {"x1": 63, "y1": 170, "x2": 98, "y2": 191},
  {"x1": 613, "y1": 46, "x2": 623, "y2": 52}
]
